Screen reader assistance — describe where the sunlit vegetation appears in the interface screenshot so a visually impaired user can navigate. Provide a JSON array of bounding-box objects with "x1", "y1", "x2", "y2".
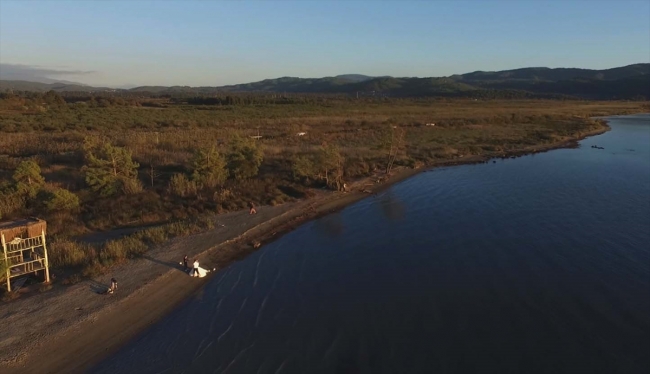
[{"x1": 0, "y1": 90, "x2": 646, "y2": 280}]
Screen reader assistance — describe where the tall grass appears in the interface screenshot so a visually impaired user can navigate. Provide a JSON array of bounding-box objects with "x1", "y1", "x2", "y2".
[{"x1": 48, "y1": 214, "x2": 218, "y2": 278}]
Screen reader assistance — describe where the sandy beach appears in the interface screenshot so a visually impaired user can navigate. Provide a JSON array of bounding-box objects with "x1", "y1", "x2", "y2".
[{"x1": 0, "y1": 125, "x2": 610, "y2": 374}]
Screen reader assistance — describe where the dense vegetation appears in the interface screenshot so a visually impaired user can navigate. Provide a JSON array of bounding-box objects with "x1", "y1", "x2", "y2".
[
  {"x1": 0, "y1": 90, "x2": 647, "y2": 285},
  {"x1": 1, "y1": 63, "x2": 648, "y2": 99}
]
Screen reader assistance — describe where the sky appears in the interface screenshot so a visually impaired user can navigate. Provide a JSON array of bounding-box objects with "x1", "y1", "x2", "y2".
[{"x1": 0, "y1": 0, "x2": 648, "y2": 87}]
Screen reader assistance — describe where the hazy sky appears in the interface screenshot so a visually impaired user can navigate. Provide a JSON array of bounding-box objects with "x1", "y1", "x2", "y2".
[{"x1": 0, "y1": 0, "x2": 648, "y2": 87}]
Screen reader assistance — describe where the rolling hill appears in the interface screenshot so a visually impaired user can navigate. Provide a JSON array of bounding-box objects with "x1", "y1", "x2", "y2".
[
  {"x1": 1, "y1": 64, "x2": 648, "y2": 99},
  {"x1": 451, "y1": 63, "x2": 650, "y2": 82},
  {"x1": 0, "y1": 80, "x2": 114, "y2": 92}
]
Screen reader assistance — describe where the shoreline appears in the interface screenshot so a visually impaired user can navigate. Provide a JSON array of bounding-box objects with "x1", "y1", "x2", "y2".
[{"x1": 0, "y1": 121, "x2": 612, "y2": 374}]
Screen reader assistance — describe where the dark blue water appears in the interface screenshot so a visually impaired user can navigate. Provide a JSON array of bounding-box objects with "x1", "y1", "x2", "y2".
[{"x1": 94, "y1": 115, "x2": 650, "y2": 374}]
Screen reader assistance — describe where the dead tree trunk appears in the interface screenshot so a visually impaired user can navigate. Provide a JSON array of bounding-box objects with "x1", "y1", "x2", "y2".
[
  {"x1": 146, "y1": 162, "x2": 161, "y2": 188},
  {"x1": 385, "y1": 127, "x2": 404, "y2": 175}
]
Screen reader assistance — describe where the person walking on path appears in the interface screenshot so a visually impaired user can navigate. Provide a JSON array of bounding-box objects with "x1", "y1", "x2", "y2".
[
  {"x1": 109, "y1": 278, "x2": 118, "y2": 293},
  {"x1": 249, "y1": 201, "x2": 257, "y2": 215},
  {"x1": 183, "y1": 255, "x2": 189, "y2": 271}
]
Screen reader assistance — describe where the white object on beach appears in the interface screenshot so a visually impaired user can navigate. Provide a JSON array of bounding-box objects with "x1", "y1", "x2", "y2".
[{"x1": 190, "y1": 266, "x2": 210, "y2": 278}]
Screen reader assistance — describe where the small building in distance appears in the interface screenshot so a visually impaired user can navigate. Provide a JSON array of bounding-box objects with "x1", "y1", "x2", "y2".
[{"x1": 1, "y1": 218, "x2": 50, "y2": 292}]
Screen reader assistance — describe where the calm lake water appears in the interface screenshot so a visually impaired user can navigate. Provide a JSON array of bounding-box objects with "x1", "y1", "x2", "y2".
[{"x1": 94, "y1": 115, "x2": 650, "y2": 374}]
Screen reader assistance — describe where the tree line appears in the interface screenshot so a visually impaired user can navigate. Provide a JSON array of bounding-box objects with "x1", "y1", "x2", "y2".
[
  {"x1": 0, "y1": 128, "x2": 376, "y2": 223},
  {"x1": 0, "y1": 90, "x2": 355, "y2": 109}
]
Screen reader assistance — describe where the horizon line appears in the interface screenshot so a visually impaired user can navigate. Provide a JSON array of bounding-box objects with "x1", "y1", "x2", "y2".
[{"x1": 0, "y1": 62, "x2": 646, "y2": 90}]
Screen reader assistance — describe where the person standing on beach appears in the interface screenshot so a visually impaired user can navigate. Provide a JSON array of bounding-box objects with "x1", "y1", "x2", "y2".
[
  {"x1": 193, "y1": 259, "x2": 200, "y2": 277},
  {"x1": 249, "y1": 201, "x2": 257, "y2": 215}
]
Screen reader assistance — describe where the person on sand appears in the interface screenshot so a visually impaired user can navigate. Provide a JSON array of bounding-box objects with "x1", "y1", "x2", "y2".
[
  {"x1": 109, "y1": 278, "x2": 117, "y2": 293},
  {"x1": 183, "y1": 255, "x2": 189, "y2": 271},
  {"x1": 193, "y1": 259, "x2": 200, "y2": 277},
  {"x1": 249, "y1": 201, "x2": 257, "y2": 215}
]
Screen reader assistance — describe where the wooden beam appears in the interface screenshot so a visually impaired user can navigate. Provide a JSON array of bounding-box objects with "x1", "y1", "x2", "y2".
[
  {"x1": 5, "y1": 240, "x2": 45, "y2": 254},
  {"x1": 7, "y1": 263, "x2": 45, "y2": 278},
  {"x1": 2, "y1": 233, "x2": 10, "y2": 292},
  {"x1": 42, "y1": 229, "x2": 50, "y2": 283},
  {"x1": 7, "y1": 258, "x2": 44, "y2": 270}
]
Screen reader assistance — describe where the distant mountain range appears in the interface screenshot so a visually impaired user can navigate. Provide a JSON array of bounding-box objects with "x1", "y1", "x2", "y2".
[
  {"x1": 0, "y1": 80, "x2": 115, "y2": 92},
  {"x1": 1, "y1": 64, "x2": 648, "y2": 99}
]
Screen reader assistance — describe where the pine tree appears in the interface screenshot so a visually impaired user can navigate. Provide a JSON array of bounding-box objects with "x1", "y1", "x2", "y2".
[
  {"x1": 82, "y1": 138, "x2": 141, "y2": 197},
  {"x1": 191, "y1": 146, "x2": 228, "y2": 188},
  {"x1": 227, "y1": 135, "x2": 263, "y2": 180},
  {"x1": 13, "y1": 160, "x2": 45, "y2": 198}
]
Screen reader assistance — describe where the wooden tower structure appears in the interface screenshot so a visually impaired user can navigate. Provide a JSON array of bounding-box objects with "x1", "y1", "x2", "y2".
[{"x1": 1, "y1": 218, "x2": 50, "y2": 292}]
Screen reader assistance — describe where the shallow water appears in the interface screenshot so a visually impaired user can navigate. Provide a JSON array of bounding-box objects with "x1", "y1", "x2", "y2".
[{"x1": 94, "y1": 114, "x2": 650, "y2": 374}]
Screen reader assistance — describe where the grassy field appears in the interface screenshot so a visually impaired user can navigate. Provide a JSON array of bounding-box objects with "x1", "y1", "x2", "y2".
[{"x1": 0, "y1": 96, "x2": 647, "y2": 284}]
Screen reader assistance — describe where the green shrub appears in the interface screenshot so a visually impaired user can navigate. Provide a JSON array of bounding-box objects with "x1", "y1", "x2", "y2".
[
  {"x1": 169, "y1": 173, "x2": 198, "y2": 197},
  {"x1": 212, "y1": 188, "x2": 232, "y2": 203},
  {"x1": 119, "y1": 236, "x2": 148, "y2": 258},
  {"x1": 0, "y1": 190, "x2": 26, "y2": 219},
  {"x1": 100, "y1": 240, "x2": 127, "y2": 265},
  {"x1": 195, "y1": 215, "x2": 215, "y2": 230},
  {"x1": 45, "y1": 188, "x2": 80, "y2": 212},
  {"x1": 121, "y1": 177, "x2": 144, "y2": 195},
  {"x1": 99, "y1": 236, "x2": 147, "y2": 265},
  {"x1": 166, "y1": 221, "x2": 192, "y2": 237},
  {"x1": 136, "y1": 227, "x2": 168, "y2": 245},
  {"x1": 292, "y1": 155, "x2": 314, "y2": 181},
  {"x1": 81, "y1": 262, "x2": 105, "y2": 278},
  {"x1": 49, "y1": 239, "x2": 95, "y2": 268}
]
